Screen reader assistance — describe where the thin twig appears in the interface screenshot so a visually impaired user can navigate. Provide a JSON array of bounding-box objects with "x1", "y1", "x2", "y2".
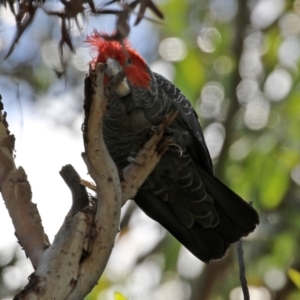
[
  {"x1": 59, "y1": 164, "x2": 90, "y2": 216},
  {"x1": 237, "y1": 239, "x2": 250, "y2": 300},
  {"x1": 237, "y1": 201, "x2": 253, "y2": 300}
]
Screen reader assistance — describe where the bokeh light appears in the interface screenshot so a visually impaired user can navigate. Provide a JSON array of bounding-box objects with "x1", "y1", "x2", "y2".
[
  {"x1": 197, "y1": 27, "x2": 221, "y2": 53},
  {"x1": 150, "y1": 60, "x2": 175, "y2": 82},
  {"x1": 158, "y1": 38, "x2": 187, "y2": 62},
  {"x1": 230, "y1": 286, "x2": 271, "y2": 300},
  {"x1": 199, "y1": 81, "x2": 225, "y2": 119},
  {"x1": 240, "y1": 48, "x2": 263, "y2": 79},
  {"x1": 106, "y1": 208, "x2": 165, "y2": 280},
  {"x1": 244, "y1": 99, "x2": 270, "y2": 130},
  {"x1": 41, "y1": 41, "x2": 62, "y2": 68},
  {"x1": 264, "y1": 268, "x2": 287, "y2": 291},
  {"x1": 2, "y1": 250, "x2": 33, "y2": 293},
  {"x1": 229, "y1": 136, "x2": 253, "y2": 161},
  {"x1": 267, "y1": 212, "x2": 280, "y2": 225},
  {"x1": 209, "y1": 0, "x2": 238, "y2": 22},
  {"x1": 278, "y1": 37, "x2": 300, "y2": 69},
  {"x1": 177, "y1": 246, "x2": 204, "y2": 279},
  {"x1": 214, "y1": 55, "x2": 233, "y2": 74},
  {"x1": 251, "y1": 0, "x2": 284, "y2": 29},
  {"x1": 236, "y1": 79, "x2": 260, "y2": 105},
  {"x1": 255, "y1": 133, "x2": 278, "y2": 153},
  {"x1": 71, "y1": 47, "x2": 91, "y2": 71},
  {"x1": 264, "y1": 68, "x2": 292, "y2": 102},
  {"x1": 204, "y1": 122, "x2": 225, "y2": 159},
  {"x1": 125, "y1": 258, "x2": 163, "y2": 296},
  {"x1": 291, "y1": 164, "x2": 300, "y2": 185},
  {"x1": 279, "y1": 12, "x2": 300, "y2": 36},
  {"x1": 153, "y1": 277, "x2": 191, "y2": 300}
]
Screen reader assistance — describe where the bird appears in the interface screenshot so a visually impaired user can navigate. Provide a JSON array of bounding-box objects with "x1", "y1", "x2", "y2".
[{"x1": 86, "y1": 31, "x2": 259, "y2": 263}]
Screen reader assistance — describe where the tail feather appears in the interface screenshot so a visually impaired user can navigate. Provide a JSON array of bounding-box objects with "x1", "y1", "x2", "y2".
[
  {"x1": 198, "y1": 168, "x2": 259, "y2": 237},
  {"x1": 135, "y1": 190, "x2": 230, "y2": 263},
  {"x1": 134, "y1": 170, "x2": 259, "y2": 263}
]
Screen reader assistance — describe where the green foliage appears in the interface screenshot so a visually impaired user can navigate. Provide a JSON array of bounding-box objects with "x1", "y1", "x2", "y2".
[
  {"x1": 114, "y1": 291, "x2": 128, "y2": 300},
  {"x1": 175, "y1": 51, "x2": 205, "y2": 104},
  {"x1": 2, "y1": 0, "x2": 300, "y2": 299},
  {"x1": 153, "y1": 0, "x2": 300, "y2": 299},
  {"x1": 160, "y1": 0, "x2": 189, "y2": 36},
  {"x1": 288, "y1": 269, "x2": 300, "y2": 289},
  {"x1": 257, "y1": 148, "x2": 294, "y2": 209}
]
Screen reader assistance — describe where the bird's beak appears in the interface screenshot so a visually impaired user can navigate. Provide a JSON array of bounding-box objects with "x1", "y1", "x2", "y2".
[{"x1": 105, "y1": 58, "x2": 131, "y2": 97}]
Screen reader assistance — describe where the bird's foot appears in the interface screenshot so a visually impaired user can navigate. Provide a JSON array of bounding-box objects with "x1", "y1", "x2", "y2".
[
  {"x1": 150, "y1": 125, "x2": 159, "y2": 132},
  {"x1": 156, "y1": 137, "x2": 173, "y2": 154},
  {"x1": 149, "y1": 125, "x2": 173, "y2": 137},
  {"x1": 127, "y1": 152, "x2": 141, "y2": 165},
  {"x1": 165, "y1": 127, "x2": 173, "y2": 134},
  {"x1": 156, "y1": 138, "x2": 183, "y2": 156}
]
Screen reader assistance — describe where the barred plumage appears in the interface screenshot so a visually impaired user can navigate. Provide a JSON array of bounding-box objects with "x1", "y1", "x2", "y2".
[{"x1": 87, "y1": 32, "x2": 259, "y2": 262}]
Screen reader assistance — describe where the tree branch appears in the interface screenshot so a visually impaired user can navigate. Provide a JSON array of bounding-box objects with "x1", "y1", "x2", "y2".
[
  {"x1": 2, "y1": 60, "x2": 177, "y2": 298},
  {"x1": 194, "y1": 2, "x2": 251, "y2": 299},
  {"x1": 67, "y1": 63, "x2": 124, "y2": 298},
  {"x1": 60, "y1": 164, "x2": 90, "y2": 216},
  {"x1": 214, "y1": 0, "x2": 250, "y2": 178},
  {"x1": 0, "y1": 95, "x2": 49, "y2": 270}
]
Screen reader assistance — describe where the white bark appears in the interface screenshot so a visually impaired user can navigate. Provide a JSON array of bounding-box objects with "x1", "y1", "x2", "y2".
[{"x1": 0, "y1": 63, "x2": 178, "y2": 299}]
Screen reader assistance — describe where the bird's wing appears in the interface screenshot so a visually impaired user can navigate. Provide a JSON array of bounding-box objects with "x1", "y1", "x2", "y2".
[
  {"x1": 134, "y1": 73, "x2": 259, "y2": 262},
  {"x1": 135, "y1": 189, "x2": 230, "y2": 263},
  {"x1": 153, "y1": 72, "x2": 214, "y2": 174},
  {"x1": 153, "y1": 72, "x2": 259, "y2": 233}
]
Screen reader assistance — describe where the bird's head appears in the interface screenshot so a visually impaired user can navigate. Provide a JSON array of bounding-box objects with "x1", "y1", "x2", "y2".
[{"x1": 86, "y1": 31, "x2": 151, "y2": 94}]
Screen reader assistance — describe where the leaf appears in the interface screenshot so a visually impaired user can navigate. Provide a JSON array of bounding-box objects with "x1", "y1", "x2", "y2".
[
  {"x1": 272, "y1": 234, "x2": 297, "y2": 267},
  {"x1": 256, "y1": 148, "x2": 299, "y2": 209},
  {"x1": 258, "y1": 163, "x2": 290, "y2": 209},
  {"x1": 114, "y1": 291, "x2": 128, "y2": 300},
  {"x1": 176, "y1": 51, "x2": 205, "y2": 104},
  {"x1": 288, "y1": 269, "x2": 300, "y2": 289}
]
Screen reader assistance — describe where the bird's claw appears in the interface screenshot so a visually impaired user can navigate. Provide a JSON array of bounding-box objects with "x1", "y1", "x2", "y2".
[
  {"x1": 150, "y1": 125, "x2": 159, "y2": 132},
  {"x1": 156, "y1": 138, "x2": 183, "y2": 156},
  {"x1": 156, "y1": 137, "x2": 172, "y2": 154}
]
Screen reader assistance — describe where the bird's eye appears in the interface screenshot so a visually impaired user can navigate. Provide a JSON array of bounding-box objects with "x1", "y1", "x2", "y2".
[{"x1": 127, "y1": 58, "x2": 132, "y2": 65}]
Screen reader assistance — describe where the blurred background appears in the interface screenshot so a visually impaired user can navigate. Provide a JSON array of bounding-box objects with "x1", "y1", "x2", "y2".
[{"x1": 1, "y1": 0, "x2": 300, "y2": 299}]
